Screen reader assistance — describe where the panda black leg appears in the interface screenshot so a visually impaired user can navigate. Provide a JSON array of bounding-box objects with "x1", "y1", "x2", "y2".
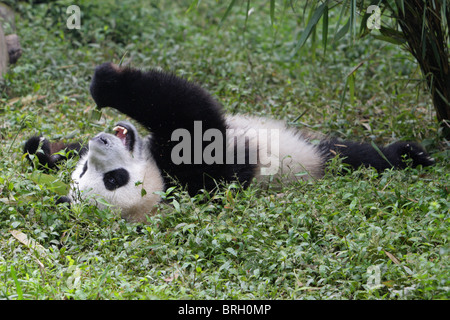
[{"x1": 320, "y1": 139, "x2": 434, "y2": 172}]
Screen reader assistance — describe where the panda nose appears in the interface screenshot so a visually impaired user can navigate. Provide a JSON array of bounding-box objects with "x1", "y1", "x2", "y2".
[{"x1": 93, "y1": 133, "x2": 110, "y2": 145}]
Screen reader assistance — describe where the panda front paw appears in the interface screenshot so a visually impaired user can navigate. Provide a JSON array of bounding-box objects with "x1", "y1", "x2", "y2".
[
  {"x1": 93, "y1": 62, "x2": 122, "y2": 80},
  {"x1": 90, "y1": 62, "x2": 123, "y2": 109},
  {"x1": 23, "y1": 136, "x2": 55, "y2": 170},
  {"x1": 24, "y1": 136, "x2": 80, "y2": 171}
]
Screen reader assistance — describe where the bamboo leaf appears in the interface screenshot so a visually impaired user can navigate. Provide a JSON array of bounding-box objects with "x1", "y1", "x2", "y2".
[
  {"x1": 378, "y1": 26, "x2": 407, "y2": 44},
  {"x1": 186, "y1": 0, "x2": 200, "y2": 13},
  {"x1": 430, "y1": 38, "x2": 443, "y2": 72},
  {"x1": 371, "y1": 141, "x2": 393, "y2": 167},
  {"x1": 219, "y1": 0, "x2": 237, "y2": 27},
  {"x1": 244, "y1": 0, "x2": 251, "y2": 28},
  {"x1": 333, "y1": 0, "x2": 348, "y2": 42},
  {"x1": 89, "y1": 108, "x2": 102, "y2": 121},
  {"x1": 311, "y1": 24, "x2": 317, "y2": 61},
  {"x1": 442, "y1": 0, "x2": 448, "y2": 31},
  {"x1": 334, "y1": 18, "x2": 350, "y2": 42},
  {"x1": 359, "y1": 0, "x2": 383, "y2": 37},
  {"x1": 348, "y1": 72, "x2": 355, "y2": 105},
  {"x1": 270, "y1": 0, "x2": 275, "y2": 26},
  {"x1": 420, "y1": 5, "x2": 427, "y2": 59},
  {"x1": 10, "y1": 266, "x2": 23, "y2": 300},
  {"x1": 350, "y1": 0, "x2": 357, "y2": 40},
  {"x1": 322, "y1": 4, "x2": 328, "y2": 55},
  {"x1": 359, "y1": 13, "x2": 370, "y2": 38},
  {"x1": 398, "y1": 0, "x2": 405, "y2": 16},
  {"x1": 339, "y1": 76, "x2": 348, "y2": 111},
  {"x1": 372, "y1": 34, "x2": 405, "y2": 45},
  {"x1": 292, "y1": 1, "x2": 327, "y2": 54}
]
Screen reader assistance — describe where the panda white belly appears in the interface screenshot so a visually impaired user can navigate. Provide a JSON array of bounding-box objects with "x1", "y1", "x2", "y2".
[{"x1": 225, "y1": 114, "x2": 325, "y2": 183}]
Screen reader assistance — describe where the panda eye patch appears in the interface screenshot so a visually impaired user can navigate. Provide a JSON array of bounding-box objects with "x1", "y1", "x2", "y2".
[{"x1": 103, "y1": 168, "x2": 130, "y2": 191}]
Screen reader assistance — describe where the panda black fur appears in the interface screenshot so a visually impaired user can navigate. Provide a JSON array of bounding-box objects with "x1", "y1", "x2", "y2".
[{"x1": 24, "y1": 63, "x2": 435, "y2": 223}]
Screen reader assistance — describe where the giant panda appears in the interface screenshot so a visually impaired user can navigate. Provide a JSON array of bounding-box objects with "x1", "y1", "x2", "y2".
[{"x1": 24, "y1": 62, "x2": 435, "y2": 223}]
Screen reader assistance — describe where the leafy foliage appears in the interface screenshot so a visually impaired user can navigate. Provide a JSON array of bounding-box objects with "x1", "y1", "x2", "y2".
[{"x1": 220, "y1": 0, "x2": 450, "y2": 138}]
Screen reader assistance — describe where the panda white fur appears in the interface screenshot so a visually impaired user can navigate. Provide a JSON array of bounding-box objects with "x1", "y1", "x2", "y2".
[{"x1": 24, "y1": 63, "x2": 435, "y2": 223}]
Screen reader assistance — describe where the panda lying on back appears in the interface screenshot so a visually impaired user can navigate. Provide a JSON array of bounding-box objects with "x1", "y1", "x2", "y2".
[{"x1": 24, "y1": 63, "x2": 434, "y2": 223}]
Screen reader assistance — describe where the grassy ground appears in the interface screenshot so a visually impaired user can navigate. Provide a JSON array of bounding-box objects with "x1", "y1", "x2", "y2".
[{"x1": 0, "y1": 0, "x2": 448, "y2": 300}]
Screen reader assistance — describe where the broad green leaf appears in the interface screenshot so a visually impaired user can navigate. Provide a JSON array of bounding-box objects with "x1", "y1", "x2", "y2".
[
  {"x1": 89, "y1": 108, "x2": 102, "y2": 121},
  {"x1": 30, "y1": 171, "x2": 69, "y2": 195},
  {"x1": 172, "y1": 199, "x2": 181, "y2": 212},
  {"x1": 226, "y1": 247, "x2": 237, "y2": 257}
]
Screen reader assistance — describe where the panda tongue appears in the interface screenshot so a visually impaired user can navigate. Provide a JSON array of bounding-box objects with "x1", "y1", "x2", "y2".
[{"x1": 114, "y1": 126, "x2": 128, "y2": 146}]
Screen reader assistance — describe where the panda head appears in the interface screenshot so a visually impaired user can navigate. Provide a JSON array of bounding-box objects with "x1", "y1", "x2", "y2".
[{"x1": 71, "y1": 121, "x2": 164, "y2": 223}]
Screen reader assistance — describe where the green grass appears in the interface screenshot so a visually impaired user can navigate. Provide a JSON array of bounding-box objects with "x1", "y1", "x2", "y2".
[{"x1": 0, "y1": 0, "x2": 449, "y2": 300}]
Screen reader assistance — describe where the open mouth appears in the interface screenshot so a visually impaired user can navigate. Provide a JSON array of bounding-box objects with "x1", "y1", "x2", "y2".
[{"x1": 113, "y1": 124, "x2": 135, "y2": 152}]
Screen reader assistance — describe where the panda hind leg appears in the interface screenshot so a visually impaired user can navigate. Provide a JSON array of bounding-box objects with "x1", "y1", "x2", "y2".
[{"x1": 319, "y1": 139, "x2": 434, "y2": 172}]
